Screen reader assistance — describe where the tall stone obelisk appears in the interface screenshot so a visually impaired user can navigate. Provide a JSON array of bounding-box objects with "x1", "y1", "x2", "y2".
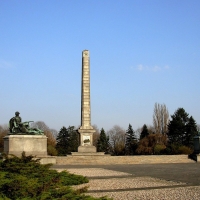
[{"x1": 78, "y1": 50, "x2": 96, "y2": 153}]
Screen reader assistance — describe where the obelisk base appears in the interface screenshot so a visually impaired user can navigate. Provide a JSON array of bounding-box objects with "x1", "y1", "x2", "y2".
[{"x1": 77, "y1": 127, "x2": 97, "y2": 153}]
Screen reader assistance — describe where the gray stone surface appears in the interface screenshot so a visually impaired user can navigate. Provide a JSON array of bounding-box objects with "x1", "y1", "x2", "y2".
[
  {"x1": 77, "y1": 146, "x2": 96, "y2": 153},
  {"x1": 4, "y1": 135, "x2": 47, "y2": 156},
  {"x1": 71, "y1": 152, "x2": 106, "y2": 156},
  {"x1": 55, "y1": 155, "x2": 194, "y2": 165},
  {"x1": 35, "y1": 156, "x2": 57, "y2": 164},
  {"x1": 53, "y1": 164, "x2": 200, "y2": 200}
]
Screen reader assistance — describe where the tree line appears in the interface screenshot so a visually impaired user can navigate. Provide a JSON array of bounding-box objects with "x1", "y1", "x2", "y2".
[
  {"x1": 55, "y1": 103, "x2": 199, "y2": 156},
  {"x1": 0, "y1": 103, "x2": 199, "y2": 156}
]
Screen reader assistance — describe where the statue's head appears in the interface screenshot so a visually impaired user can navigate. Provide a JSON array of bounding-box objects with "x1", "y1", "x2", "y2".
[{"x1": 15, "y1": 111, "x2": 20, "y2": 116}]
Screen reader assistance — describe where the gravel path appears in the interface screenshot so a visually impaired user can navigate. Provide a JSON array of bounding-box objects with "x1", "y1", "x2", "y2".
[
  {"x1": 55, "y1": 168, "x2": 200, "y2": 200},
  {"x1": 87, "y1": 186, "x2": 200, "y2": 200}
]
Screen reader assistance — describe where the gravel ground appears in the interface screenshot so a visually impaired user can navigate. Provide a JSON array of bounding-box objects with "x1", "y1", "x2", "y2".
[
  {"x1": 73, "y1": 177, "x2": 185, "y2": 191},
  {"x1": 57, "y1": 168, "x2": 130, "y2": 177},
  {"x1": 55, "y1": 168, "x2": 200, "y2": 200},
  {"x1": 87, "y1": 186, "x2": 200, "y2": 200}
]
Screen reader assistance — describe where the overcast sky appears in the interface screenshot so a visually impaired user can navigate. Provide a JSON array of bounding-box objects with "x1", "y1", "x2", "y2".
[{"x1": 0, "y1": 0, "x2": 200, "y2": 132}]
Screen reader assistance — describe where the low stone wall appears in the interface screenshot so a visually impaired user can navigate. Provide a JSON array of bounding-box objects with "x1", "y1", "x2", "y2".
[
  {"x1": 34, "y1": 156, "x2": 57, "y2": 164},
  {"x1": 56, "y1": 155, "x2": 195, "y2": 165}
]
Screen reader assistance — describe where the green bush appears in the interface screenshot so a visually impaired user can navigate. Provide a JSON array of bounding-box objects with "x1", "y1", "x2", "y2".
[
  {"x1": 168, "y1": 143, "x2": 180, "y2": 154},
  {"x1": 178, "y1": 146, "x2": 193, "y2": 154},
  {"x1": 164, "y1": 144, "x2": 193, "y2": 155},
  {"x1": 0, "y1": 152, "x2": 111, "y2": 200},
  {"x1": 154, "y1": 144, "x2": 166, "y2": 155},
  {"x1": 47, "y1": 145, "x2": 58, "y2": 156}
]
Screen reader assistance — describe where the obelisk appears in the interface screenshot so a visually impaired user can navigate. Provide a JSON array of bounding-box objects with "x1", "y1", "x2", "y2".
[{"x1": 78, "y1": 50, "x2": 96, "y2": 153}]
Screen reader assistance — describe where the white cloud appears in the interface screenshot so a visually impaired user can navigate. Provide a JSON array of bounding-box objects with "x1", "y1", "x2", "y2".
[
  {"x1": 0, "y1": 59, "x2": 15, "y2": 69},
  {"x1": 136, "y1": 64, "x2": 170, "y2": 72},
  {"x1": 152, "y1": 66, "x2": 161, "y2": 72},
  {"x1": 136, "y1": 64, "x2": 149, "y2": 71},
  {"x1": 164, "y1": 65, "x2": 170, "y2": 69},
  {"x1": 137, "y1": 64, "x2": 145, "y2": 71}
]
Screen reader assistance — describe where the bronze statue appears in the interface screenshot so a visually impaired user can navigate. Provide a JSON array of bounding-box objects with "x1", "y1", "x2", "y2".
[{"x1": 9, "y1": 112, "x2": 44, "y2": 135}]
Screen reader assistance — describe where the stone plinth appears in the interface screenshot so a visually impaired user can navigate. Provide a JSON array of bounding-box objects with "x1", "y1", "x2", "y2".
[
  {"x1": 78, "y1": 127, "x2": 96, "y2": 153},
  {"x1": 4, "y1": 135, "x2": 47, "y2": 157}
]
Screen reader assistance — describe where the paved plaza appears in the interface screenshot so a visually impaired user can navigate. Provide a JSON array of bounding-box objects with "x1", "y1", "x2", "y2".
[{"x1": 53, "y1": 163, "x2": 200, "y2": 200}]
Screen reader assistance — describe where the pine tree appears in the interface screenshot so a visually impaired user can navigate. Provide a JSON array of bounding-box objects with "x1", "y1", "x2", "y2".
[
  {"x1": 167, "y1": 108, "x2": 198, "y2": 147},
  {"x1": 56, "y1": 126, "x2": 79, "y2": 155},
  {"x1": 125, "y1": 124, "x2": 137, "y2": 155},
  {"x1": 97, "y1": 128, "x2": 110, "y2": 153},
  {"x1": 56, "y1": 126, "x2": 70, "y2": 155},
  {"x1": 140, "y1": 124, "x2": 149, "y2": 140},
  {"x1": 68, "y1": 126, "x2": 79, "y2": 152},
  {"x1": 185, "y1": 116, "x2": 198, "y2": 147}
]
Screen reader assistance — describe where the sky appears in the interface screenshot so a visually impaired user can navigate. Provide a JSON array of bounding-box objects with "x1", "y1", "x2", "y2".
[{"x1": 0, "y1": 0, "x2": 200, "y2": 132}]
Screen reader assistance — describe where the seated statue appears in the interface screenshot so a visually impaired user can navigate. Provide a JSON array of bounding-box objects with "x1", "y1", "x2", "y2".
[{"x1": 9, "y1": 111, "x2": 44, "y2": 135}]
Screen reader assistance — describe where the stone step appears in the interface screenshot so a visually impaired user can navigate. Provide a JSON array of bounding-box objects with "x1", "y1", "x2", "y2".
[{"x1": 56, "y1": 155, "x2": 195, "y2": 165}]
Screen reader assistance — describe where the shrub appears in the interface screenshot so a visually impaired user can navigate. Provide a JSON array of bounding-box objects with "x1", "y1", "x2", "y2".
[
  {"x1": 178, "y1": 146, "x2": 193, "y2": 154},
  {"x1": 167, "y1": 143, "x2": 180, "y2": 154},
  {"x1": 136, "y1": 134, "x2": 167, "y2": 155},
  {"x1": 47, "y1": 145, "x2": 58, "y2": 156},
  {"x1": 164, "y1": 144, "x2": 193, "y2": 155},
  {"x1": 0, "y1": 152, "x2": 111, "y2": 200},
  {"x1": 154, "y1": 144, "x2": 166, "y2": 155}
]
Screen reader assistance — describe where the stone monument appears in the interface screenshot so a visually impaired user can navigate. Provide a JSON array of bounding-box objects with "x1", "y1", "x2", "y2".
[
  {"x1": 77, "y1": 50, "x2": 97, "y2": 153},
  {"x1": 4, "y1": 112, "x2": 48, "y2": 157}
]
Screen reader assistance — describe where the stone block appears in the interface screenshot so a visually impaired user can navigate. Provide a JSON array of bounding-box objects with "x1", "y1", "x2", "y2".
[
  {"x1": 78, "y1": 145, "x2": 97, "y2": 153},
  {"x1": 35, "y1": 156, "x2": 57, "y2": 164},
  {"x1": 71, "y1": 152, "x2": 105, "y2": 156},
  {"x1": 4, "y1": 135, "x2": 47, "y2": 157}
]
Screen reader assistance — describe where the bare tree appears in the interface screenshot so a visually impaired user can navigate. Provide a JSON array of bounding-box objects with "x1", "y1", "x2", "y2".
[
  {"x1": 135, "y1": 127, "x2": 142, "y2": 139},
  {"x1": 107, "y1": 125, "x2": 126, "y2": 155},
  {"x1": 0, "y1": 126, "x2": 3, "y2": 133},
  {"x1": 147, "y1": 125, "x2": 156, "y2": 134},
  {"x1": 49, "y1": 129, "x2": 58, "y2": 138},
  {"x1": 0, "y1": 125, "x2": 9, "y2": 152},
  {"x1": 153, "y1": 103, "x2": 169, "y2": 135},
  {"x1": 31, "y1": 121, "x2": 49, "y2": 131},
  {"x1": 45, "y1": 130, "x2": 57, "y2": 146}
]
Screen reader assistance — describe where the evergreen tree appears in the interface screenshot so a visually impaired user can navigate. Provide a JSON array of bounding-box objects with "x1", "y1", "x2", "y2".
[
  {"x1": 125, "y1": 124, "x2": 137, "y2": 155},
  {"x1": 56, "y1": 126, "x2": 79, "y2": 155},
  {"x1": 97, "y1": 128, "x2": 110, "y2": 153},
  {"x1": 185, "y1": 116, "x2": 198, "y2": 147},
  {"x1": 167, "y1": 108, "x2": 198, "y2": 147},
  {"x1": 56, "y1": 126, "x2": 70, "y2": 155},
  {"x1": 140, "y1": 124, "x2": 149, "y2": 140},
  {"x1": 68, "y1": 126, "x2": 79, "y2": 152}
]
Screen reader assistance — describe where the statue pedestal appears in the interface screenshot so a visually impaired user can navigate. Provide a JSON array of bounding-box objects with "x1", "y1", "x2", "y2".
[{"x1": 4, "y1": 135, "x2": 47, "y2": 157}]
